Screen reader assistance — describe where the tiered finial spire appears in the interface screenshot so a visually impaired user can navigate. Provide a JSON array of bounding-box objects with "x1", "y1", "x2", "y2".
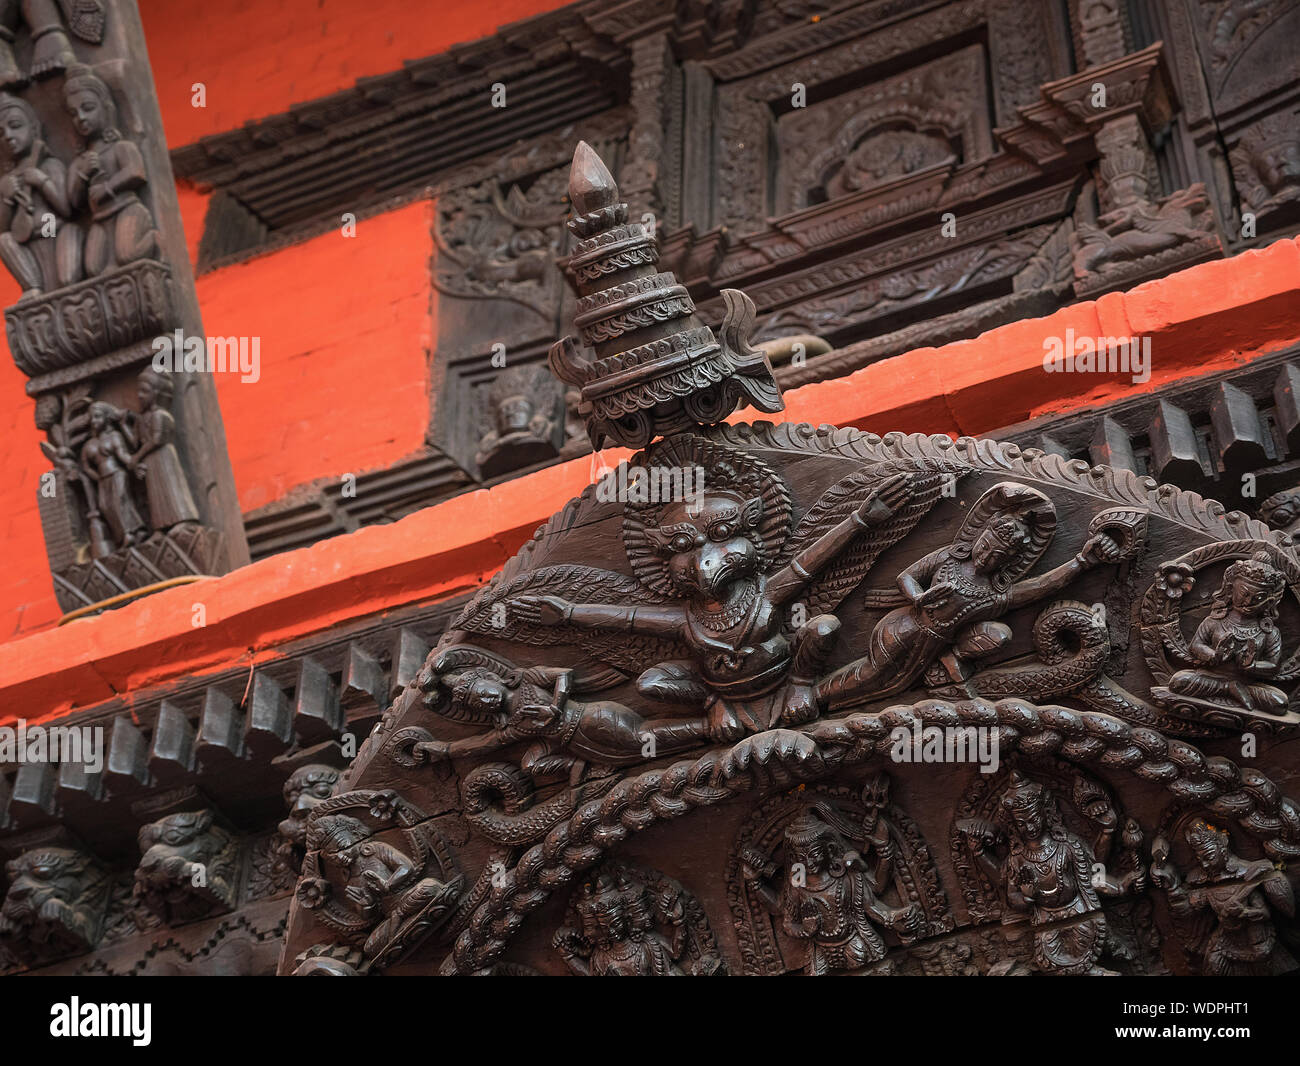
[{"x1": 549, "y1": 141, "x2": 782, "y2": 450}]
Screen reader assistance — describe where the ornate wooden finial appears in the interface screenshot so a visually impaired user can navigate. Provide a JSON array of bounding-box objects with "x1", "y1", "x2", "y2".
[
  {"x1": 549, "y1": 141, "x2": 782, "y2": 449},
  {"x1": 568, "y1": 139, "x2": 619, "y2": 216}
]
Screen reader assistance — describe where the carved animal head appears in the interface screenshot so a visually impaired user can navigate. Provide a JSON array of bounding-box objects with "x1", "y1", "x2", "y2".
[
  {"x1": 624, "y1": 437, "x2": 790, "y2": 600},
  {"x1": 279, "y1": 765, "x2": 344, "y2": 845},
  {"x1": 135, "y1": 810, "x2": 226, "y2": 885},
  {"x1": 1260, "y1": 489, "x2": 1300, "y2": 532},
  {"x1": 0, "y1": 849, "x2": 90, "y2": 928},
  {"x1": 309, "y1": 813, "x2": 374, "y2": 860},
  {"x1": 641, "y1": 492, "x2": 765, "y2": 600}
]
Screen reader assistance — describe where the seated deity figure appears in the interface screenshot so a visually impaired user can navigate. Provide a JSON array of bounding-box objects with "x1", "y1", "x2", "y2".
[
  {"x1": 0, "y1": 91, "x2": 78, "y2": 295},
  {"x1": 131, "y1": 367, "x2": 200, "y2": 532},
  {"x1": 1151, "y1": 820, "x2": 1296, "y2": 976},
  {"x1": 1167, "y1": 553, "x2": 1292, "y2": 714},
  {"x1": 1072, "y1": 154, "x2": 1212, "y2": 277},
  {"x1": 63, "y1": 63, "x2": 158, "y2": 277},
  {"x1": 820, "y1": 482, "x2": 1120, "y2": 709},
  {"x1": 309, "y1": 814, "x2": 462, "y2": 959},
  {"x1": 80, "y1": 400, "x2": 147, "y2": 549},
  {"x1": 741, "y1": 809, "x2": 920, "y2": 976}
]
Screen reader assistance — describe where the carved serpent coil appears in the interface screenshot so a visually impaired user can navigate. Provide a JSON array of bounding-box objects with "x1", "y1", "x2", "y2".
[
  {"x1": 461, "y1": 763, "x2": 618, "y2": 847},
  {"x1": 964, "y1": 599, "x2": 1109, "y2": 700},
  {"x1": 440, "y1": 698, "x2": 1300, "y2": 974}
]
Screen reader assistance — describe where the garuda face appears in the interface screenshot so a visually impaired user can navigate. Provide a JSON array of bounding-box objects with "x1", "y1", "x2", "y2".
[{"x1": 643, "y1": 493, "x2": 764, "y2": 602}]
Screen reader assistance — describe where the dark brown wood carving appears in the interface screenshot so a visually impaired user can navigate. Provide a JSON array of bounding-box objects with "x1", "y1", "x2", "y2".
[
  {"x1": 1, "y1": 0, "x2": 248, "y2": 614},
  {"x1": 277, "y1": 145, "x2": 1300, "y2": 976}
]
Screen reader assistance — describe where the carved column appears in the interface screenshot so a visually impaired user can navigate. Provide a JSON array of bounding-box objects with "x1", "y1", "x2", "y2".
[
  {"x1": 1060, "y1": 2, "x2": 1222, "y2": 296},
  {"x1": 3, "y1": 0, "x2": 249, "y2": 613},
  {"x1": 623, "y1": 32, "x2": 681, "y2": 228}
]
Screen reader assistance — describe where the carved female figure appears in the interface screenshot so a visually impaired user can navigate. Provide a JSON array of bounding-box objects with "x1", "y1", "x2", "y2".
[
  {"x1": 62, "y1": 64, "x2": 158, "y2": 277},
  {"x1": 1167, "y1": 553, "x2": 1291, "y2": 714},
  {"x1": 0, "y1": 91, "x2": 78, "y2": 295},
  {"x1": 820, "y1": 483, "x2": 1121, "y2": 708},
  {"x1": 131, "y1": 367, "x2": 199, "y2": 531},
  {"x1": 741, "y1": 809, "x2": 919, "y2": 976},
  {"x1": 1151, "y1": 821, "x2": 1296, "y2": 976},
  {"x1": 80, "y1": 400, "x2": 146, "y2": 548}
]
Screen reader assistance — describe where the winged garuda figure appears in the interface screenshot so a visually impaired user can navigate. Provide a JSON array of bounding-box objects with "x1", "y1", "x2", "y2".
[{"x1": 456, "y1": 434, "x2": 969, "y2": 741}]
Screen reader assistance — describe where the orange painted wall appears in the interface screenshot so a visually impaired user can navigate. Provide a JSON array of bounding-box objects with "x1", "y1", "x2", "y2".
[
  {"x1": 200, "y1": 202, "x2": 434, "y2": 512},
  {"x1": 5, "y1": 236, "x2": 1300, "y2": 719},
  {"x1": 0, "y1": 199, "x2": 436, "y2": 639},
  {"x1": 139, "y1": 0, "x2": 579, "y2": 148}
]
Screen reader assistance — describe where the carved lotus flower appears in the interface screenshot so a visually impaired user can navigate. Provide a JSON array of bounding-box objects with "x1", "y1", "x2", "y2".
[
  {"x1": 296, "y1": 877, "x2": 330, "y2": 909},
  {"x1": 1155, "y1": 563, "x2": 1195, "y2": 599},
  {"x1": 368, "y1": 791, "x2": 400, "y2": 821}
]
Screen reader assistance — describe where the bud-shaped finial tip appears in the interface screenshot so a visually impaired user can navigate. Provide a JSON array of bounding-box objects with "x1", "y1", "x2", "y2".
[{"x1": 569, "y1": 140, "x2": 619, "y2": 216}]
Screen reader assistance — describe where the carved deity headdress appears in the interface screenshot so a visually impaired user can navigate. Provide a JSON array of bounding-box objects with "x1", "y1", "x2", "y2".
[
  {"x1": 999, "y1": 771, "x2": 1045, "y2": 814},
  {"x1": 1210, "y1": 551, "x2": 1286, "y2": 620},
  {"x1": 948, "y1": 482, "x2": 1057, "y2": 591}
]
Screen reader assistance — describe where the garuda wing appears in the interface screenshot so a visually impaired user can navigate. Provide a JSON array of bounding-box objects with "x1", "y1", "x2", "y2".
[
  {"x1": 783, "y1": 461, "x2": 971, "y2": 618},
  {"x1": 455, "y1": 563, "x2": 690, "y2": 679}
]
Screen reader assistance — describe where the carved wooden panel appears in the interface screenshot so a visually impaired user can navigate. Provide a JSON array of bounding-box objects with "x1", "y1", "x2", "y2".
[{"x1": 274, "y1": 147, "x2": 1300, "y2": 977}]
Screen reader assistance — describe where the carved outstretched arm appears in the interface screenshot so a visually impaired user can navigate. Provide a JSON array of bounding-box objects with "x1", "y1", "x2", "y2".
[
  {"x1": 1006, "y1": 532, "x2": 1120, "y2": 610},
  {"x1": 419, "y1": 729, "x2": 523, "y2": 761},
  {"x1": 768, "y1": 473, "x2": 914, "y2": 605},
  {"x1": 511, "y1": 594, "x2": 684, "y2": 635}
]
